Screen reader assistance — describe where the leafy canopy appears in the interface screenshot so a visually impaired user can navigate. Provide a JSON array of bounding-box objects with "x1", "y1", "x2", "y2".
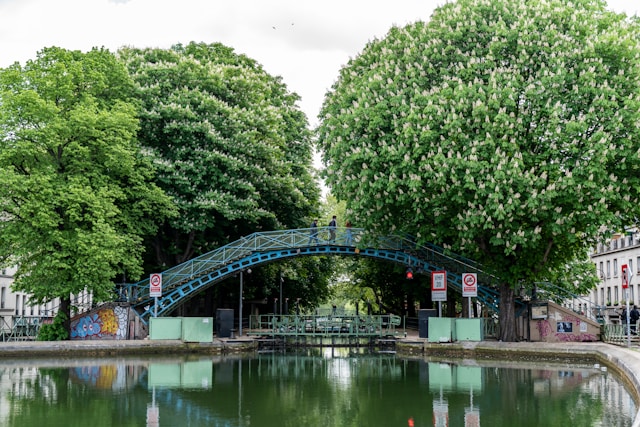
[
  {"x1": 119, "y1": 42, "x2": 320, "y2": 266},
  {"x1": 0, "y1": 47, "x2": 175, "y2": 304},
  {"x1": 317, "y1": 0, "x2": 640, "y2": 285}
]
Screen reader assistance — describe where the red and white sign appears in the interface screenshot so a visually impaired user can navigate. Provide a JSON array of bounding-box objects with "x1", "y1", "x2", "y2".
[
  {"x1": 432, "y1": 270, "x2": 447, "y2": 302},
  {"x1": 150, "y1": 273, "x2": 162, "y2": 297},
  {"x1": 464, "y1": 408, "x2": 480, "y2": 427},
  {"x1": 622, "y1": 264, "x2": 629, "y2": 289},
  {"x1": 462, "y1": 273, "x2": 478, "y2": 297}
]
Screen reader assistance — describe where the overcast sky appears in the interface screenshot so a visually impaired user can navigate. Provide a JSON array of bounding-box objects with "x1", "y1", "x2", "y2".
[{"x1": 0, "y1": 0, "x2": 638, "y2": 129}]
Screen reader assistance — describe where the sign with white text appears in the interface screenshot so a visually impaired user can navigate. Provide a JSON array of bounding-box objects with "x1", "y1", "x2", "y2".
[{"x1": 432, "y1": 270, "x2": 447, "y2": 302}]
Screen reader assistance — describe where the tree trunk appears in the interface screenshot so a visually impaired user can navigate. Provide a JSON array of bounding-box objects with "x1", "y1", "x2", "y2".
[
  {"x1": 60, "y1": 296, "x2": 71, "y2": 339},
  {"x1": 498, "y1": 283, "x2": 517, "y2": 342}
]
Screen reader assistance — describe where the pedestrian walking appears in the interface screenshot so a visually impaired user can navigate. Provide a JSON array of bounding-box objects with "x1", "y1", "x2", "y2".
[
  {"x1": 328, "y1": 215, "x2": 337, "y2": 243},
  {"x1": 631, "y1": 305, "x2": 640, "y2": 334},
  {"x1": 344, "y1": 220, "x2": 353, "y2": 246},
  {"x1": 309, "y1": 219, "x2": 319, "y2": 245}
]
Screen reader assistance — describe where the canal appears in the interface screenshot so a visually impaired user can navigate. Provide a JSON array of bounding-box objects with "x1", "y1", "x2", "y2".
[{"x1": 0, "y1": 348, "x2": 636, "y2": 426}]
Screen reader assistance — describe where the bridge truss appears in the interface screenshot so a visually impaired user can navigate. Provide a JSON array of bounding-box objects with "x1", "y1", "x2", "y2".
[{"x1": 125, "y1": 227, "x2": 507, "y2": 324}]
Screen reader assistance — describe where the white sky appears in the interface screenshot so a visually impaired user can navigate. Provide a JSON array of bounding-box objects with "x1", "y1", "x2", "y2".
[{"x1": 0, "y1": 0, "x2": 638, "y2": 130}]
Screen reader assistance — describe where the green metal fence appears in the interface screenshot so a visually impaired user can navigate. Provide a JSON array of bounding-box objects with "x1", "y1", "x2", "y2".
[
  {"x1": 0, "y1": 316, "x2": 44, "y2": 341},
  {"x1": 248, "y1": 314, "x2": 401, "y2": 338}
]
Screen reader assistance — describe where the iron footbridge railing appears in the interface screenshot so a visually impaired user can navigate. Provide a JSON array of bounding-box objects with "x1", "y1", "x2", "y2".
[
  {"x1": 126, "y1": 227, "x2": 506, "y2": 324},
  {"x1": 248, "y1": 314, "x2": 402, "y2": 338}
]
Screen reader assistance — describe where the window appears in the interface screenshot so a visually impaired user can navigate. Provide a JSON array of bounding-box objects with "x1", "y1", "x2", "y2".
[
  {"x1": 614, "y1": 259, "x2": 619, "y2": 277},
  {"x1": 630, "y1": 260, "x2": 635, "y2": 277},
  {"x1": 601, "y1": 288, "x2": 605, "y2": 306},
  {"x1": 15, "y1": 295, "x2": 20, "y2": 316},
  {"x1": 0, "y1": 287, "x2": 5, "y2": 309},
  {"x1": 608, "y1": 287, "x2": 612, "y2": 304},
  {"x1": 615, "y1": 287, "x2": 620, "y2": 304},
  {"x1": 607, "y1": 261, "x2": 611, "y2": 278}
]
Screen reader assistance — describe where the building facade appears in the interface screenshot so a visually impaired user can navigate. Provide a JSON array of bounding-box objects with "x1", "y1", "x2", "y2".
[
  {"x1": 590, "y1": 232, "x2": 640, "y2": 309},
  {"x1": 1, "y1": 267, "x2": 93, "y2": 338}
]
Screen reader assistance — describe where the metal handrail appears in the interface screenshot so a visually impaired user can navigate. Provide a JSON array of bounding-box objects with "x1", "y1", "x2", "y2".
[
  {"x1": 534, "y1": 281, "x2": 603, "y2": 323},
  {"x1": 126, "y1": 227, "x2": 502, "y2": 304}
]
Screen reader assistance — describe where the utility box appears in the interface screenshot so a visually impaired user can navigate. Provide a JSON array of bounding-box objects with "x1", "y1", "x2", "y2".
[
  {"x1": 216, "y1": 309, "x2": 234, "y2": 338},
  {"x1": 418, "y1": 309, "x2": 438, "y2": 338},
  {"x1": 455, "y1": 318, "x2": 484, "y2": 341},
  {"x1": 182, "y1": 317, "x2": 214, "y2": 343},
  {"x1": 149, "y1": 317, "x2": 182, "y2": 340},
  {"x1": 428, "y1": 317, "x2": 456, "y2": 343}
]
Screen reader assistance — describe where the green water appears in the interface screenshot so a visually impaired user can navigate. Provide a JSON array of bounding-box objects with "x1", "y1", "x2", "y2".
[{"x1": 0, "y1": 348, "x2": 636, "y2": 427}]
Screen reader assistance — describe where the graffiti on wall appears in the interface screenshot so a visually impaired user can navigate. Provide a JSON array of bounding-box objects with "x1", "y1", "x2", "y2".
[
  {"x1": 536, "y1": 316, "x2": 598, "y2": 342},
  {"x1": 70, "y1": 306, "x2": 128, "y2": 340}
]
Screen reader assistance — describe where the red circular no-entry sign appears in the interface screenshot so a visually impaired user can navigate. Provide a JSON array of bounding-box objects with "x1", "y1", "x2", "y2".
[
  {"x1": 150, "y1": 273, "x2": 162, "y2": 297},
  {"x1": 462, "y1": 273, "x2": 477, "y2": 297}
]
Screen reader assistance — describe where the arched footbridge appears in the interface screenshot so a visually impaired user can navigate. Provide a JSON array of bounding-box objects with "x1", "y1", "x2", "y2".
[{"x1": 125, "y1": 227, "x2": 508, "y2": 325}]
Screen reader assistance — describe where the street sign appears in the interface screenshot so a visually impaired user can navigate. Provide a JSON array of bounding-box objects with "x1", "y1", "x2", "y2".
[
  {"x1": 462, "y1": 273, "x2": 478, "y2": 297},
  {"x1": 432, "y1": 270, "x2": 447, "y2": 302},
  {"x1": 622, "y1": 264, "x2": 629, "y2": 289},
  {"x1": 150, "y1": 273, "x2": 162, "y2": 297}
]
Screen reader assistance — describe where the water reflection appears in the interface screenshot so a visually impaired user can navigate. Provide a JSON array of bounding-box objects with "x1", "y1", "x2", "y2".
[{"x1": 0, "y1": 349, "x2": 636, "y2": 427}]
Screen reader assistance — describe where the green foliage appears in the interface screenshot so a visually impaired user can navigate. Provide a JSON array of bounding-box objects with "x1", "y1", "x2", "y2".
[
  {"x1": 118, "y1": 42, "x2": 320, "y2": 267},
  {"x1": 0, "y1": 47, "x2": 175, "y2": 305},
  {"x1": 319, "y1": 0, "x2": 640, "y2": 276},
  {"x1": 37, "y1": 312, "x2": 69, "y2": 341},
  {"x1": 317, "y1": 0, "x2": 640, "y2": 340}
]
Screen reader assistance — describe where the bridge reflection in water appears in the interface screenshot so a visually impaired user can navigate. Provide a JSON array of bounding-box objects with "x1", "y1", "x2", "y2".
[{"x1": 2, "y1": 350, "x2": 635, "y2": 427}]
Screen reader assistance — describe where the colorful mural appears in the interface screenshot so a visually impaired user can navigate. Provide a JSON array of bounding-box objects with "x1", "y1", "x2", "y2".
[{"x1": 70, "y1": 305, "x2": 129, "y2": 340}]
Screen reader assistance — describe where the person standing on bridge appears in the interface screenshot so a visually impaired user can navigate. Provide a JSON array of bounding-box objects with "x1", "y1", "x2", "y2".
[
  {"x1": 328, "y1": 215, "x2": 337, "y2": 243},
  {"x1": 631, "y1": 305, "x2": 640, "y2": 334},
  {"x1": 344, "y1": 220, "x2": 353, "y2": 246},
  {"x1": 309, "y1": 219, "x2": 319, "y2": 245}
]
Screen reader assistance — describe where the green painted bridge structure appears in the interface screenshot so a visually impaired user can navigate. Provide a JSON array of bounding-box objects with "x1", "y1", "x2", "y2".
[{"x1": 126, "y1": 227, "x2": 506, "y2": 325}]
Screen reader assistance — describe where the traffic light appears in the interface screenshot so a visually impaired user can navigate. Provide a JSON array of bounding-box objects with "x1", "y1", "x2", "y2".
[{"x1": 406, "y1": 267, "x2": 414, "y2": 280}]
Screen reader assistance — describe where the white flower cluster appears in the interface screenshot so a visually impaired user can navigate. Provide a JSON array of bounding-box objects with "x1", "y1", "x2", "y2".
[{"x1": 316, "y1": 0, "x2": 640, "y2": 270}]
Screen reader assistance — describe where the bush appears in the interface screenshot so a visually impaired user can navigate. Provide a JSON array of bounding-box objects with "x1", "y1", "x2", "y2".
[{"x1": 37, "y1": 312, "x2": 69, "y2": 341}]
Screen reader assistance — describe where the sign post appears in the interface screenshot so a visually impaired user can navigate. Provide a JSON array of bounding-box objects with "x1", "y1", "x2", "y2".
[
  {"x1": 431, "y1": 271, "x2": 447, "y2": 317},
  {"x1": 462, "y1": 273, "x2": 478, "y2": 318},
  {"x1": 150, "y1": 273, "x2": 162, "y2": 318},
  {"x1": 622, "y1": 264, "x2": 630, "y2": 347}
]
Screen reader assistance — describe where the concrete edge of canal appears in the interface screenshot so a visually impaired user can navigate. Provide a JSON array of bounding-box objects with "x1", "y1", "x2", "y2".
[
  {"x1": 2, "y1": 337, "x2": 640, "y2": 425},
  {"x1": 398, "y1": 338, "x2": 640, "y2": 425}
]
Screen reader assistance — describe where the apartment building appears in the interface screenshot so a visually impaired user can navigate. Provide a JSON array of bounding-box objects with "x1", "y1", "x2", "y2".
[
  {"x1": 590, "y1": 232, "x2": 640, "y2": 309},
  {"x1": 0, "y1": 267, "x2": 92, "y2": 337}
]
